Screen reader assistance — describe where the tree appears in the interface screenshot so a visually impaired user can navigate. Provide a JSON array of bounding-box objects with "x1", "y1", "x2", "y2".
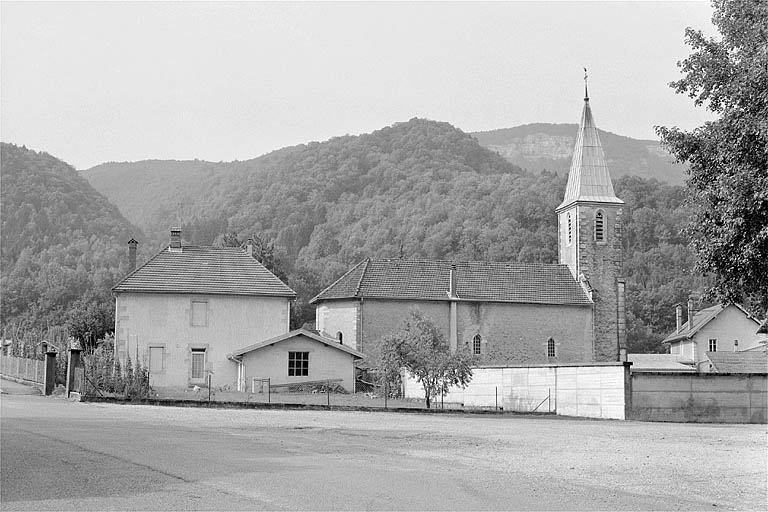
[
  {"x1": 656, "y1": 0, "x2": 768, "y2": 312},
  {"x1": 380, "y1": 311, "x2": 474, "y2": 409}
]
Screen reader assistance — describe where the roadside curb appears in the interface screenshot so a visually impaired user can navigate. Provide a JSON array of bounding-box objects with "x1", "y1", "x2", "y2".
[{"x1": 80, "y1": 395, "x2": 556, "y2": 417}]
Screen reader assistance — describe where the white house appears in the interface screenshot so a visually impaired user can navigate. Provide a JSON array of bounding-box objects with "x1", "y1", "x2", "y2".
[{"x1": 112, "y1": 229, "x2": 296, "y2": 390}]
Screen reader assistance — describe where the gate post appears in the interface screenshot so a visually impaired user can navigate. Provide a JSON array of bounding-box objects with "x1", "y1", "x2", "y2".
[
  {"x1": 65, "y1": 347, "x2": 83, "y2": 398},
  {"x1": 44, "y1": 351, "x2": 57, "y2": 396}
]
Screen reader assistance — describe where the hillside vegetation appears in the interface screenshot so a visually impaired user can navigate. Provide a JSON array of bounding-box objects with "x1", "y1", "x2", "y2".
[
  {"x1": 472, "y1": 123, "x2": 687, "y2": 184},
  {"x1": 81, "y1": 118, "x2": 708, "y2": 352},
  {"x1": 0, "y1": 143, "x2": 143, "y2": 345}
]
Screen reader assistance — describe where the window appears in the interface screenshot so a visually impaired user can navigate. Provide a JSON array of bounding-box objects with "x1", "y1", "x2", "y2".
[
  {"x1": 567, "y1": 213, "x2": 572, "y2": 244},
  {"x1": 734, "y1": 339, "x2": 739, "y2": 351},
  {"x1": 288, "y1": 351, "x2": 309, "y2": 376},
  {"x1": 472, "y1": 334, "x2": 482, "y2": 355},
  {"x1": 337, "y1": 331, "x2": 343, "y2": 345},
  {"x1": 547, "y1": 338, "x2": 556, "y2": 357},
  {"x1": 595, "y1": 211, "x2": 604, "y2": 242},
  {"x1": 191, "y1": 301, "x2": 208, "y2": 327},
  {"x1": 191, "y1": 348, "x2": 206, "y2": 380},
  {"x1": 149, "y1": 346, "x2": 164, "y2": 373},
  {"x1": 708, "y1": 339, "x2": 717, "y2": 352}
]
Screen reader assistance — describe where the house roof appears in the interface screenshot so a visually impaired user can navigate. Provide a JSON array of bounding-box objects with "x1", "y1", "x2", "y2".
[
  {"x1": 662, "y1": 303, "x2": 761, "y2": 344},
  {"x1": 230, "y1": 329, "x2": 365, "y2": 359},
  {"x1": 627, "y1": 354, "x2": 696, "y2": 372},
  {"x1": 705, "y1": 351, "x2": 768, "y2": 374},
  {"x1": 113, "y1": 245, "x2": 296, "y2": 298},
  {"x1": 556, "y1": 93, "x2": 623, "y2": 211},
  {"x1": 310, "y1": 258, "x2": 591, "y2": 306}
]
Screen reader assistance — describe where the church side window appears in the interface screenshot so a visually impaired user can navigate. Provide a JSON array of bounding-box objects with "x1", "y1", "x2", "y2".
[
  {"x1": 472, "y1": 334, "x2": 482, "y2": 355},
  {"x1": 547, "y1": 338, "x2": 556, "y2": 358},
  {"x1": 595, "y1": 210, "x2": 604, "y2": 242},
  {"x1": 567, "y1": 213, "x2": 572, "y2": 244}
]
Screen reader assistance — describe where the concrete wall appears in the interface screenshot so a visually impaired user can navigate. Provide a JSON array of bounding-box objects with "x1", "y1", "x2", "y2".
[
  {"x1": 240, "y1": 334, "x2": 357, "y2": 392},
  {"x1": 630, "y1": 372, "x2": 768, "y2": 423},
  {"x1": 315, "y1": 300, "x2": 359, "y2": 350},
  {"x1": 456, "y1": 302, "x2": 593, "y2": 365},
  {"x1": 403, "y1": 363, "x2": 629, "y2": 420},
  {"x1": 115, "y1": 293, "x2": 290, "y2": 390}
]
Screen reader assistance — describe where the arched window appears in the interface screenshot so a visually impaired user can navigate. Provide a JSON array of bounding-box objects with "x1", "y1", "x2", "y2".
[
  {"x1": 337, "y1": 331, "x2": 343, "y2": 345},
  {"x1": 472, "y1": 334, "x2": 482, "y2": 355},
  {"x1": 567, "y1": 213, "x2": 572, "y2": 244},
  {"x1": 547, "y1": 338, "x2": 556, "y2": 357},
  {"x1": 595, "y1": 210, "x2": 604, "y2": 242}
]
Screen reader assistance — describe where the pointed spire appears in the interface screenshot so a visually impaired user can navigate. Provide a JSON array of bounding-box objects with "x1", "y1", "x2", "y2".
[{"x1": 556, "y1": 78, "x2": 623, "y2": 211}]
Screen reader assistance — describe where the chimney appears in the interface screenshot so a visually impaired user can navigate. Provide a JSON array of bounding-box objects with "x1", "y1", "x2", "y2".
[
  {"x1": 687, "y1": 297, "x2": 695, "y2": 330},
  {"x1": 675, "y1": 304, "x2": 683, "y2": 333},
  {"x1": 170, "y1": 228, "x2": 182, "y2": 251},
  {"x1": 128, "y1": 238, "x2": 138, "y2": 271},
  {"x1": 449, "y1": 264, "x2": 457, "y2": 298},
  {"x1": 245, "y1": 238, "x2": 255, "y2": 258}
]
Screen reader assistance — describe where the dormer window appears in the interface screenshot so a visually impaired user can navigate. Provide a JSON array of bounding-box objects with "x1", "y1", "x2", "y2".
[
  {"x1": 567, "y1": 213, "x2": 572, "y2": 245},
  {"x1": 595, "y1": 210, "x2": 604, "y2": 242}
]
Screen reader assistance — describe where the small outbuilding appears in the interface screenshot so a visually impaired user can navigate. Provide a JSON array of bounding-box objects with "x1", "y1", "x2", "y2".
[{"x1": 229, "y1": 329, "x2": 365, "y2": 393}]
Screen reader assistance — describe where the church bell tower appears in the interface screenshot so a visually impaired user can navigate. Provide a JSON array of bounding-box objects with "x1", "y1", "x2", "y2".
[{"x1": 556, "y1": 73, "x2": 626, "y2": 362}]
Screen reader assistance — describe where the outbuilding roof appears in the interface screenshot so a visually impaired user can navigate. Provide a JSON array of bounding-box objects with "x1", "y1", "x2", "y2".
[
  {"x1": 705, "y1": 351, "x2": 768, "y2": 374},
  {"x1": 310, "y1": 258, "x2": 591, "y2": 306},
  {"x1": 662, "y1": 304, "x2": 761, "y2": 344},
  {"x1": 230, "y1": 329, "x2": 365, "y2": 359},
  {"x1": 626, "y1": 354, "x2": 696, "y2": 373},
  {"x1": 112, "y1": 245, "x2": 296, "y2": 298}
]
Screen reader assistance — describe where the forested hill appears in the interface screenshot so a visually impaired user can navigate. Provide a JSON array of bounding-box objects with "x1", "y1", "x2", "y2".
[
  {"x1": 0, "y1": 143, "x2": 144, "y2": 341},
  {"x1": 472, "y1": 123, "x2": 686, "y2": 185},
  {"x1": 80, "y1": 118, "x2": 706, "y2": 352}
]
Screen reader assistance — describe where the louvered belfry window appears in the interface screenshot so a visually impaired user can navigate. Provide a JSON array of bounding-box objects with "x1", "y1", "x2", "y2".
[
  {"x1": 595, "y1": 211, "x2": 604, "y2": 241},
  {"x1": 567, "y1": 213, "x2": 572, "y2": 244}
]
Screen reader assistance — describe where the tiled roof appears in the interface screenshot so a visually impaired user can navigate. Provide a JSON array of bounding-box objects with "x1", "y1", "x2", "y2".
[
  {"x1": 311, "y1": 258, "x2": 591, "y2": 306},
  {"x1": 627, "y1": 354, "x2": 696, "y2": 372},
  {"x1": 706, "y1": 351, "x2": 768, "y2": 374},
  {"x1": 663, "y1": 304, "x2": 760, "y2": 344},
  {"x1": 557, "y1": 96, "x2": 623, "y2": 210},
  {"x1": 113, "y1": 245, "x2": 296, "y2": 297},
  {"x1": 230, "y1": 329, "x2": 365, "y2": 359}
]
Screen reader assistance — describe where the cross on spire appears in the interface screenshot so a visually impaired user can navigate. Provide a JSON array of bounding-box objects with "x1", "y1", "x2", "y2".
[{"x1": 584, "y1": 67, "x2": 589, "y2": 100}]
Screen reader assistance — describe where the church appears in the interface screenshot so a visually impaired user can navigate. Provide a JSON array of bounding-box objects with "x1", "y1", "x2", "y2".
[{"x1": 311, "y1": 85, "x2": 627, "y2": 365}]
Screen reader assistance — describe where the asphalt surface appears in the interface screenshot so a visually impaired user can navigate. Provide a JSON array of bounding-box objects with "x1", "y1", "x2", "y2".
[{"x1": 1, "y1": 378, "x2": 766, "y2": 511}]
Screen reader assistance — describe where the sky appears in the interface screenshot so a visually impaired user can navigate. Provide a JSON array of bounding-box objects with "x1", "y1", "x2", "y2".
[{"x1": 1, "y1": 1, "x2": 717, "y2": 170}]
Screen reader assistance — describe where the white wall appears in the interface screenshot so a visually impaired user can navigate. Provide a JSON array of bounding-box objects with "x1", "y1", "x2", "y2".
[
  {"x1": 115, "y1": 293, "x2": 290, "y2": 389},
  {"x1": 403, "y1": 363, "x2": 629, "y2": 420},
  {"x1": 316, "y1": 301, "x2": 359, "y2": 350},
  {"x1": 693, "y1": 305, "x2": 762, "y2": 361}
]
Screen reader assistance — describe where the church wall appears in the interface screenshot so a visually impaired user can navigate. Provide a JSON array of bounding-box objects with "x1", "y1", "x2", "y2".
[
  {"x1": 577, "y1": 204, "x2": 623, "y2": 362},
  {"x1": 456, "y1": 302, "x2": 593, "y2": 364},
  {"x1": 360, "y1": 299, "x2": 450, "y2": 362},
  {"x1": 315, "y1": 300, "x2": 359, "y2": 350}
]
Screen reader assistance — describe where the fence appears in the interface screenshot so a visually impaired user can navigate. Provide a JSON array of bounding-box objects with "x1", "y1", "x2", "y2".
[
  {"x1": 403, "y1": 363, "x2": 631, "y2": 420},
  {"x1": 0, "y1": 355, "x2": 45, "y2": 385},
  {"x1": 630, "y1": 372, "x2": 767, "y2": 423}
]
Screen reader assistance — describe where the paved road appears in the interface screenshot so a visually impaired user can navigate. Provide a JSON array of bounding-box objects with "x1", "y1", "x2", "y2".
[{"x1": 1, "y1": 387, "x2": 766, "y2": 510}]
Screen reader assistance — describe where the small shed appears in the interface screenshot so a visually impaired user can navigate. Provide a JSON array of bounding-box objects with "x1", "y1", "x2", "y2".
[{"x1": 230, "y1": 329, "x2": 365, "y2": 393}]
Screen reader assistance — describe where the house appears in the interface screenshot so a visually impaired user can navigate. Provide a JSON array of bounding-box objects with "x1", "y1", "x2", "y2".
[
  {"x1": 229, "y1": 329, "x2": 365, "y2": 393},
  {"x1": 663, "y1": 301, "x2": 763, "y2": 371},
  {"x1": 311, "y1": 86, "x2": 627, "y2": 365},
  {"x1": 112, "y1": 229, "x2": 296, "y2": 390},
  {"x1": 702, "y1": 351, "x2": 768, "y2": 374}
]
